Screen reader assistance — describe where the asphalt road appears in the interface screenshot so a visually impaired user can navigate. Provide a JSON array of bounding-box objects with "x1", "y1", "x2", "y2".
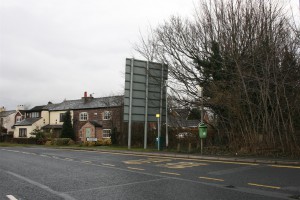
[{"x1": 0, "y1": 147, "x2": 299, "y2": 200}]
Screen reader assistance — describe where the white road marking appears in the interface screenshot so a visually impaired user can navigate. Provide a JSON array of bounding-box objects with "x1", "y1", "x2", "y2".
[
  {"x1": 102, "y1": 163, "x2": 115, "y2": 167},
  {"x1": 5, "y1": 171, "x2": 76, "y2": 200},
  {"x1": 6, "y1": 195, "x2": 18, "y2": 200}
]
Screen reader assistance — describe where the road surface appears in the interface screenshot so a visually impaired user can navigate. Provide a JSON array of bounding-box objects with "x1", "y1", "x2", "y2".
[{"x1": 1, "y1": 147, "x2": 299, "y2": 200}]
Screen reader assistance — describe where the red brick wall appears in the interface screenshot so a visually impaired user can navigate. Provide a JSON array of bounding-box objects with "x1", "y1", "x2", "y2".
[
  {"x1": 79, "y1": 122, "x2": 103, "y2": 142},
  {"x1": 73, "y1": 106, "x2": 123, "y2": 141}
]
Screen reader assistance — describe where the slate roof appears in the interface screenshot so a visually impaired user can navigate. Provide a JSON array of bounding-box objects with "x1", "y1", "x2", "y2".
[
  {"x1": 49, "y1": 96, "x2": 123, "y2": 111},
  {"x1": 0, "y1": 110, "x2": 15, "y2": 117},
  {"x1": 29, "y1": 106, "x2": 46, "y2": 111},
  {"x1": 14, "y1": 118, "x2": 42, "y2": 126}
]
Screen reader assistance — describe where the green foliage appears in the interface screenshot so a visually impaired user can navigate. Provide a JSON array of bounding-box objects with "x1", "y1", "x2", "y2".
[
  {"x1": 52, "y1": 138, "x2": 73, "y2": 146},
  {"x1": 30, "y1": 128, "x2": 51, "y2": 144},
  {"x1": 81, "y1": 138, "x2": 112, "y2": 146},
  {"x1": 61, "y1": 110, "x2": 75, "y2": 140},
  {"x1": 31, "y1": 128, "x2": 44, "y2": 139},
  {"x1": 45, "y1": 140, "x2": 52, "y2": 146},
  {"x1": 110, "y1": 127, "x2": 117, "y2": 145}
]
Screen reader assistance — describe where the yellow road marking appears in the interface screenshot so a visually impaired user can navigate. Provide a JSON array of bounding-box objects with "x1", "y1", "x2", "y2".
[
  {"x1": 158, "y1": 162, "x2": 208, "y2": 169},
  {"x1": 199, "y1": 176, "x2": 224, "y2": 182},
  {"x1": 123, "y1": 158, "x2": 172, "y2": 165},
  {"x1": 127, "y1": 167, "x2": 145, "y2": 171},
  {"x1": 248, "y1": 183, "x2": 280, "y2": 189},
  {"x1": 73, "y1": 149, "x2": 260, "y2": 166},
  {"x1": 160, "y1": 171, "x2": 180, "y2": 176},
  {"x1": 269, "y1": 165, "x2": 300, "y2": 169}
]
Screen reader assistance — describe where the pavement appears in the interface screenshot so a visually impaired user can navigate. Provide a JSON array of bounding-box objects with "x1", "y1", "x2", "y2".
[{"x1": 58, "y1": 146, "x2": 300, "y2": 166}]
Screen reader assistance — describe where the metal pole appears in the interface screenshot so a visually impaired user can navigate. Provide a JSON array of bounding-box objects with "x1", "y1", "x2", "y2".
[
  {"x1": 200, "y1": 86, "x2": 204, "y2": 155},
  {"x1": 158, "y1": 64, "x2": 164, "y2": 148},
  {"x1": 144, "y1": 61, "x2": 149, "y2": 149},
  {"x1": 157, "y1": 117, "x2": 160, "y2": 150},
  {"x1": 201, "y1": 138, "x2": 203, "y2": 155},
  {"x1": 128, "y1": 59, "x2": 134, "y2": 149},
  {"x1": 165, "y1": 80, "x2": 168, "y2": 148}
]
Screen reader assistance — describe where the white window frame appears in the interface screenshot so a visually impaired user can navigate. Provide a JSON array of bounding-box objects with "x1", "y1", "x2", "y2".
[
  {"x1": 102, "y1": 129, "x2": 111, "y2": 138},
  {"x1": 31, "y1": 112, "x2": 39, "y2": 118},
  {"x1": 79, "y1": 112, "x2": 88, "y2": 121},
  {"x1": 103, "y1": 111, "x2": 111, "y2": 120}
]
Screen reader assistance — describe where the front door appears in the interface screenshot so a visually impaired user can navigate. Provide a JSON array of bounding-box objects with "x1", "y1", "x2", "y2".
[{"x1": 86, "y1": 128, "x2": 91, "y2": 138}]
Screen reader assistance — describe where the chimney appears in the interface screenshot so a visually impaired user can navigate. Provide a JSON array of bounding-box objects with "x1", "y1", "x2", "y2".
[
  {"x1": 16, "y1": 105, "x2": 25, "y2": 111},
  {"x1": 82, "y1": 91, "x2": 93, "y2": 103},
  {"x1": 0, "y1": 106, "x2": 5, "y2": 112}
]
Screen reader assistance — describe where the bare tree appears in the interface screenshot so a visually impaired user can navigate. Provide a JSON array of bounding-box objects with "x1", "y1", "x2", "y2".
[{"x1": 134, "y1": 0, "x2": 300, "y2": 155}]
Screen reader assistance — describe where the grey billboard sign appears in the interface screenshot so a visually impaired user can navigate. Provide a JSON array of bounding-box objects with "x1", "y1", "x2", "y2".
[{"x1": 123, "y1": 58, "x2": 168, "y2": 149}]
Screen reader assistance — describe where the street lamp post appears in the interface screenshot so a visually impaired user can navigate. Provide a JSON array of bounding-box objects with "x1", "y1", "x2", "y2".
[{"x1": 156, "y1": 114, "x2": 160, "y2": 151}]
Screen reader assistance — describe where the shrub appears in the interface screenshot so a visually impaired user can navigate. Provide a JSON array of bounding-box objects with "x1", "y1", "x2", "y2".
[
  {"x1": 96, "y1": 139, "x2": 104, "y2": 146},
  {"x1": 45, "y1": 140, "x2": 53, "y2": 146},
  {"x1": 12, "y1": 138, "x2": 37, "y2": 144},
  {"x1": 68, "y1": 139, "x2": 75, "y2": 145},
  {"x1": 103, "y1": 138, "x2": 112, "y2": 145},
  {"x1": 95, "y1": 138, "x2": 111, "y2": 146},
  {"x1": 53, "y1": 138, "x2": 71, "y2": 146}
]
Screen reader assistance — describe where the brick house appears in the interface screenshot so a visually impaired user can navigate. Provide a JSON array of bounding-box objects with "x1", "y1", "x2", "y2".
[
  {"x1": 48, "y1": 92, "x2": 123, "y2": 142},
  {"x1": 11, "y1": 92, "x2": 123, "y2": 142}
]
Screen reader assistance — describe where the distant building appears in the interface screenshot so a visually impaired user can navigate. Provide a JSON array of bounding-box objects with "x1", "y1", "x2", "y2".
[{"x1": 12, "y1": 92, "x2": 124, "y2": 142}]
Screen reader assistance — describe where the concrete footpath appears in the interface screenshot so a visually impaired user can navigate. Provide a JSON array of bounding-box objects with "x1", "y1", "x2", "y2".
[{"x1": 63, "y1": 147, "x2": 300, "y2": 166}]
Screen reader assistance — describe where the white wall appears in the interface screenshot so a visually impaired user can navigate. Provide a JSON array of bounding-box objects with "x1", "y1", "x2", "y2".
[
  {"x1": 49, "y1": 110, "x2": 73, "y2": 125},
  {"x1": 13, "y1": 118, "x2": 44, "y2": 138}
]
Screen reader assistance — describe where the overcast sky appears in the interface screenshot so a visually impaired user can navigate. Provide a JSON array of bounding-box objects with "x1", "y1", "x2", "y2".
[
  {"x1": 0, "y1": 0, "x2": 299, "y2": 110},
  {"x1": 0, "y1": 0, "x2": 195, "y2": 110}
]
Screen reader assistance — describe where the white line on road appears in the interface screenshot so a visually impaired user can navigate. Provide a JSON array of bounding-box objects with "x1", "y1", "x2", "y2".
[
  {"x1": 102, "y1": 163, "x2": 115, "y2": 167},
  {"x1": 6, "y1": 195, "x2": 18, "y2": 200},
  {"x1": 2, "y1": 149, "x2": 20, "y2": 153},
  {"x1": 160, "y1": 171, "x2": 181, "y2": 176},
  {"x1": 5, "y1": 170, "x2": 76, "y2": 200},
  {"x1": 127, "y1": 167, "x2": 145, "y2": 171}
]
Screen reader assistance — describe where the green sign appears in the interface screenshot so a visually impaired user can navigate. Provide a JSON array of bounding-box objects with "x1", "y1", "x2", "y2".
[{"x1": 198, "y1": 123, "x2": 207, "y2": 139}]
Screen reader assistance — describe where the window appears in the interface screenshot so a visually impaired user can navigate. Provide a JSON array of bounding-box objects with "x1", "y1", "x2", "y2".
[
  {"x1": 103, "y1": 111, "x2": 111, "y2": 120},
  {"x1": 60, "y1": 113, "x2": 66, "y2": 122},
  {"x1": 102, "y1": 129, "x2": 111, "y2": 138},
  {"x1": 16, "y1": 116, "x2": 22, "y2": 122},
  {"x1": 19, "y1": 128, "x2": 27, "y2": 137},
  {"x1": 79, "y1": 112, "x2": 88, "y2": 121},
  {"x1": 30, "y1": 112, "x2": 39, "y2": 118}
]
